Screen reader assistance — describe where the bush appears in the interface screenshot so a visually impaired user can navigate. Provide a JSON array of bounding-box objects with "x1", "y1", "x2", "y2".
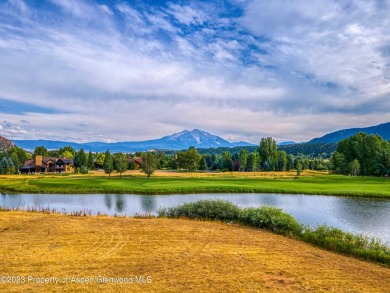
[
  {"x1": 301, "y1": 225, "x2": 390, "y2": 264},
  {"x1": 157, "y1": 200, "x2": 240, "y2": 221},
  {"x1": 238, "y1": 206, "x2": 302, "y2": 236}
]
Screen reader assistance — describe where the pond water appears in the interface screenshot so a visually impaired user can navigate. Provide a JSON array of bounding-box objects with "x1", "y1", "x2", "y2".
[{"x1": 1, "y1": 193, "x2": 389, "y2": 245}]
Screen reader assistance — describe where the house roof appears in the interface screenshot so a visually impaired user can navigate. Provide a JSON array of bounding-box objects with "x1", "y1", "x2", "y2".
[
  {"x1": 20, "y1": 157, "x2": 73, "y2": 168},
  {"x1": 129, "y1": 157, "x2": 143, "y2": 164}
]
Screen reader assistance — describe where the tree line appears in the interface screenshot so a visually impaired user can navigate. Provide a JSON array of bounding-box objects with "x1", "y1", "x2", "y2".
[
  {"x1": 0, "y1": 137, "x2": 331, "y2": 176},
  {"x1": 2, "y1": 132, "x2": 388, "y2": 177},
  {"x1": 331, "y1": 132, "x2": 390, "y2": 176}
]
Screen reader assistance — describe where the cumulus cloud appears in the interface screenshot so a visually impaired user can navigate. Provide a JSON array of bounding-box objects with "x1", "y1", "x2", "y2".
[
  {"x1": 0, "y1": 0, "x2": 389, "y2": 143},
  {"x1": 240, "y1": 0, "x2": 390, "y2": 111}
]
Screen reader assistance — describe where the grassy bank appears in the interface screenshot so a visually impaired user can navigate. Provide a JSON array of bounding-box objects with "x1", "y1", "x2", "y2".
[
  {"x1": 158, "y1": 200, "x2": 390, "y2": 265},
  {"x1": 1, "y1": 171, "x2": 390, "y2": 198},
  {"x1": 1, "y1": 210, "x2": 389, "y2": 292}
]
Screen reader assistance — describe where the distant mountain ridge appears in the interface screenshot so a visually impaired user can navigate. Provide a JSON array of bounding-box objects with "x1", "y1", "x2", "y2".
[
  {"x1": 13, "y1": 129, "x2": 255, "y2": 153},
  {"x1": 277, "y1": 141, "x2": 296, "y2": 146},
  {"x1": 309, "y1": 122, "x2": 390, "y2": 143}
]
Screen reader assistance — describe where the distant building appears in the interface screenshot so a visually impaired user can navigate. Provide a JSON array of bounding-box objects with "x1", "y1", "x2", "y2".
[
  {"x1": 19, "y1": 155, "x2": 74, "y2": 174},
  {"x1": 129, "y1": 157, "x2": 143, "y2": 170}
]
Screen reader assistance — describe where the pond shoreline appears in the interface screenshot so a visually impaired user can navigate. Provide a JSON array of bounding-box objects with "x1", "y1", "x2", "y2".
[{"x1": 2, "y1": 192, "x2": 389, "y2": 245}]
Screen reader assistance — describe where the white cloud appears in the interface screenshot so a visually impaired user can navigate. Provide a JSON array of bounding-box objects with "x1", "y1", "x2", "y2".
[
  {"x1": 100, "y1": 5, "x2": 113, "y2": 15},
  {"x1": 0, "y1": 1, "x2": 389, "y2": 143},
  {"x1": 8, "y1": 0, "x2": 29, "y2": 14},
  {"x1": 167, "y1": 3, "x2": 209, "y2": 26},
  {"x1": 240, "y1": 0, "x2": 390, "y2": 105},
  {"x1": 50, "y1": 0, "x2": 89, "y2": 18}
]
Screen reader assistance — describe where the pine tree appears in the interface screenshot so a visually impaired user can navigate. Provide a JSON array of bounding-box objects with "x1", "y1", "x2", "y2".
[{"x1": 87, "y1": 151, "x2": 94, "y2": 169}]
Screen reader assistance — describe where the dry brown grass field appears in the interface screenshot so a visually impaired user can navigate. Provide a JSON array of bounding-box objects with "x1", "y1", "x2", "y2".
[{"x1": 0, "y1": 211, "x2": 389, "y2": 292}]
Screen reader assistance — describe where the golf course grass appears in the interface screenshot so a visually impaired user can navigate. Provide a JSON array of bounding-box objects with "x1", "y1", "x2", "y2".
[
  {"x1": 1, "y1": 170, "x2": 390, "y2": 198},
  {"x1": 1, "y1": 211, "x2": 389, "y2": 292}
]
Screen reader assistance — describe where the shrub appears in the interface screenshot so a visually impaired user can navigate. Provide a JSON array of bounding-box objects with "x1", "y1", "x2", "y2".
[
  {"x1": 301, "y1": 225, "x2": 390, "y2": 264},
  {"x1": 238, "y1": 206, "x2": 302, "y2": 236},
  {"x1": 157, "y1": 200, "x2": 240, "y2": 221}
]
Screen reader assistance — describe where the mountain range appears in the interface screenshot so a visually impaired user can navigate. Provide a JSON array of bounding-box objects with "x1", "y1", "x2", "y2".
[
  {"x1": 309, "y1": 122, "x2": 390, "y2": 143},
  {"x1": 6, "y1": 122, "x2": 390, "y2": 153},
  {"x1": 12, "y1": 129, "x2": 255, "y2": 153}
]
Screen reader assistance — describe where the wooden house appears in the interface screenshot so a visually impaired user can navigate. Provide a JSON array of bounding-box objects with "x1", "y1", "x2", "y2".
[
  {"x1": 19, "y1": 155, "x2": 74, "y2": 174},
  {"x1": 129, "y1": 157, "x2": 143, "y2": 170}
]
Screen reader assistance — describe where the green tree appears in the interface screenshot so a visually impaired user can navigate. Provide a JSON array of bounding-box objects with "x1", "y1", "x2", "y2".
[
  {"x1": 140, "y1": 152, "x2": 158, "y2": 178},
  {"x1": 177, "y1": 146, "x2": 201, "y2": 172},
  {"x1": 349, "y1": 159, "x2": 360, "y2": 176},
  {"x1": 48, "y1": 150, "x2": 60, "y2": 157},
  {"x1": 302, "y1": 158, "x2": 310, "y2": 170},
  {"x1": 0, "y1": 158, "x2": 6, "y2": 174},
  {"x1": 167, "y1": 155, "x2": 177, "y2": 170},
  {"x1": 259, "y1": 137, "x2": 277, "y2": 171},
  {"x1": 7, "y1": 146, "x2": 29, "y2": 168},
  {"x1": 276, "y1": 151, "x2": 287, "y2": 171},
  {"x1": 9, "y1": 152, "x2": 20, "y2": 170},
  {"x1": 0, "y1": 157, "x2": 15, "y2": 174},
  {"x1": 331, "y1": 151, "x2": 347, "y2": 174},
  {"x1": 33, "y1": 146, "x2": 48, "y2": 158},
  {"x1": 114, "y1": 153, "x2": 128, "y2": 178},
  {"x1": 210, "y1": 154, "x2": 220, "y2": 170},
  {"x1": 222, "y1": 151, "x2": 234, "y2": 171},
  {"x1": 95, "y1": 153, "x2": 105, "y2": 168},
  {"x1": 199, "y1": 156, "x2": 208, "y2": 171},
  {"x1": 87, "y1": 151, "x2": 94, "y2": 169},
  {"x1": 59, "y1": 146, "x2": 76, "y2": 158},
  {"x1": 158, "y1": 152, "x2": 168, "y2": 169},
  {"x1": 239, "y1": 149, "x2": 248, "y2": 172},
  {"x1": 74, "y1": 148, "x2": 87, "y2": 170},
  {"x1": 61, "y1": 150, "x2": 74, "y2": 159},
  {"x1": 247, "y1": 152, "x2": 260, "y2": 172},
  {"x1": 374, "y1": 148, "x2": 390, "y2": 176},
  {"x1": 103, "y1": 150, "x2": 114, "y2": 178},
  {"x1": 335, "y1": 132, "x2": 386, "y2": 176},
  {"x1": 286, "y1": 154, "x2": 294, "y2": 171},
  {"x1": 296, "y1": 162, "x2": 302, "y2": 176}
]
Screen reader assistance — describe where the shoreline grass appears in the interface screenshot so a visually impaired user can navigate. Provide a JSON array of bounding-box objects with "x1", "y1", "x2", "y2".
[
  {"x1": 1, "y1": 171, "x2": 390, "y2": 198},
  {"x1": 157, "y1": 200, "x2": 390, "y2": 265}
]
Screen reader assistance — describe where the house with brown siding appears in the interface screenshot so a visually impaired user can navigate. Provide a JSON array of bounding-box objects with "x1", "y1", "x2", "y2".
[
  {"x1": 129, "y1": 157, "x2": 143, "y2": 170},
  {"x1": 19, "y1": 155, "x2": 74, "y2": 174}
]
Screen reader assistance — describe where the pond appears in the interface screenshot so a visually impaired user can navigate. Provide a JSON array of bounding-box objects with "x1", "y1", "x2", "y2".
[{"x1": 1, "y1": 193, "x2": 389, "y2": 245}]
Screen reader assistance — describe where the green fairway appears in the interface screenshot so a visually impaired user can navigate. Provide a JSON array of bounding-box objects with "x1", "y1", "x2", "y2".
[{"x1": 1, "y1": 173, "x2": 390, "y2": 198}]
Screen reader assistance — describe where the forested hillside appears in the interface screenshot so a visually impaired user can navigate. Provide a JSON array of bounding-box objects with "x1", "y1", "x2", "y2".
[{"x1": 310, "y1": 122, "x2": 390, "y2": 143}]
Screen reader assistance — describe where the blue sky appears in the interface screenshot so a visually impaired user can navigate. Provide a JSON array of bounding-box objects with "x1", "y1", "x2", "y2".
[{"x1": 1, "y1": 0, "x2": 390, "y2": 143}]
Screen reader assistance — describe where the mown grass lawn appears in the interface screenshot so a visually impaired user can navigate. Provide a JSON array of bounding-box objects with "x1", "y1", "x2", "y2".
[{"x1": 1, "y1": 171, "x2": 390, "y2": 198}]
